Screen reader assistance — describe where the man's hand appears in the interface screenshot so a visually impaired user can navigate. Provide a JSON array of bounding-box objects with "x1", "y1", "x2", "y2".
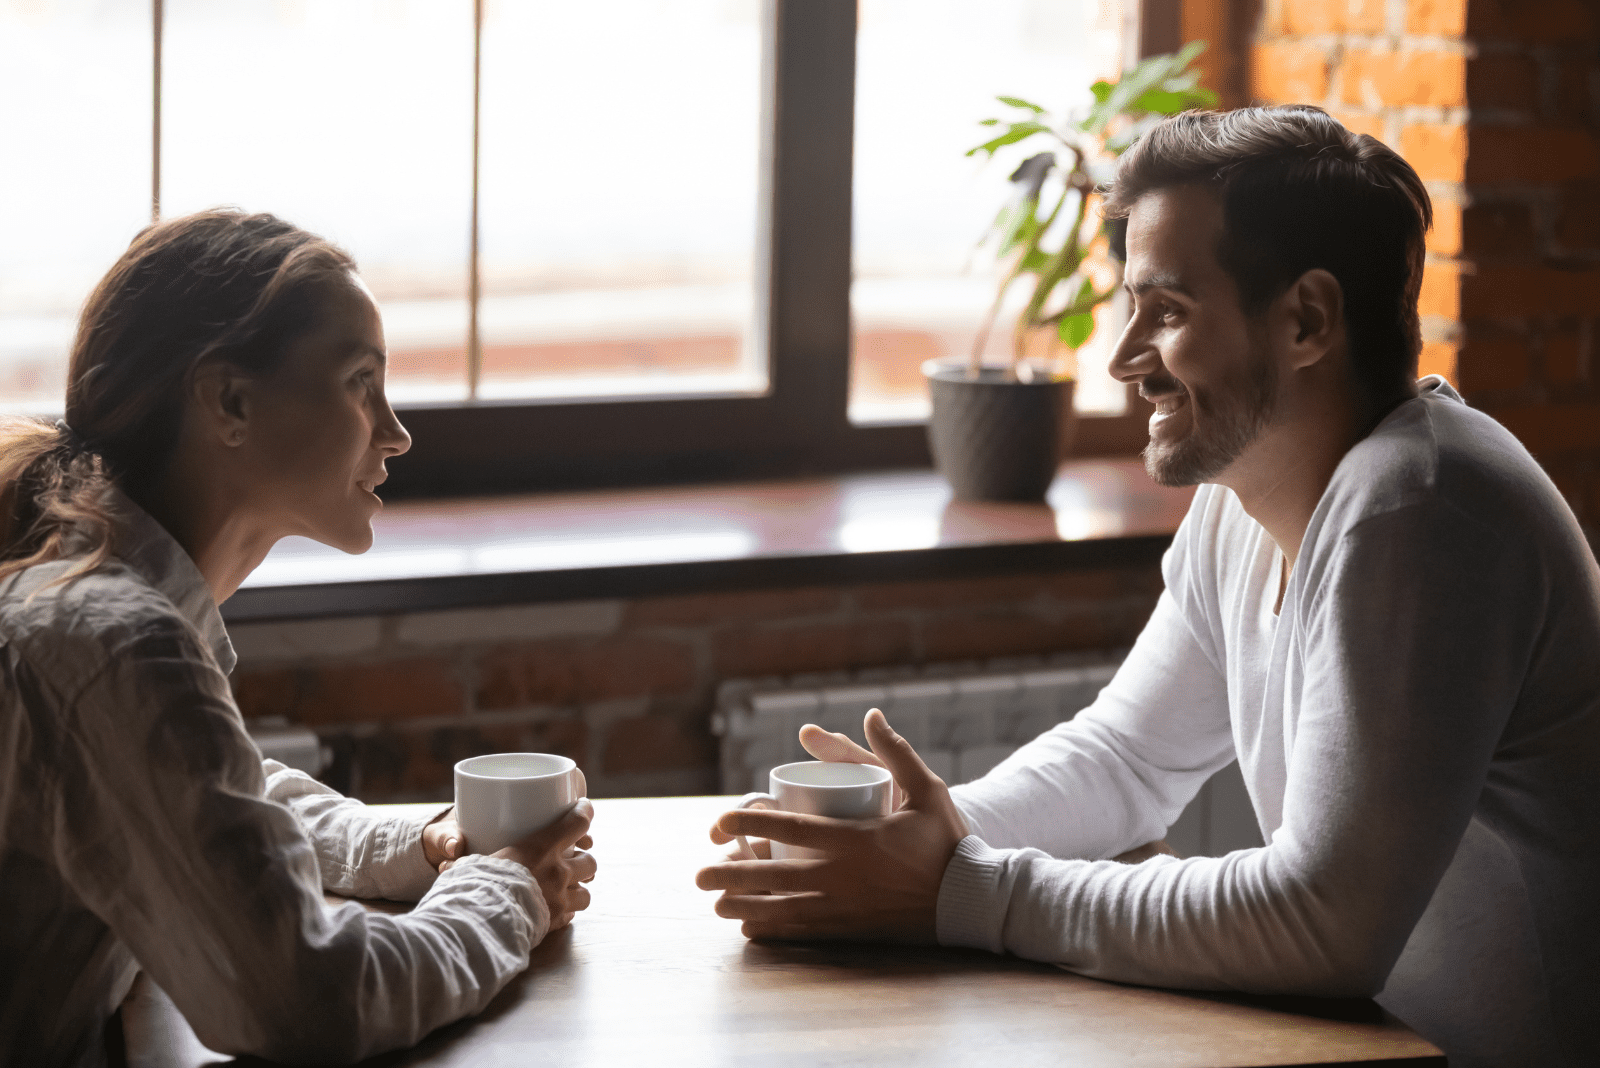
[
  {"x1": 695, "y1": 709, "x2": 967, "y2": 943},
  {"x1": 439, "y1": 800, "x2": 598, "y2": 931}
]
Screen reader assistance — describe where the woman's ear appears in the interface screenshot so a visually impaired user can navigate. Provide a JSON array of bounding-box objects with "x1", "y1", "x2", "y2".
[
  {"x1": 1281, "y1": 268, "x2": 1344, "y2": 371},
  {"x1": 190, "y1": 361, "x2": 252, "y2": 448}
]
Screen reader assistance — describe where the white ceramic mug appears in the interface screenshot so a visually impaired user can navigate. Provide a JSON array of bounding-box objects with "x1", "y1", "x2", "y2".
[
  {"x1": 454, "y1": 752, "x2": 584, "y2": 855},
  {"x1": 735, "y1": 760, "x2": 894, "y2": 860}
]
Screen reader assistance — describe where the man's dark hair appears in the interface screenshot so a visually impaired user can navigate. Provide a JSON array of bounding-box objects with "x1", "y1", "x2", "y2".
[{"x1": 1103, "y1": 105, "x2": 1432, "y2": 402}]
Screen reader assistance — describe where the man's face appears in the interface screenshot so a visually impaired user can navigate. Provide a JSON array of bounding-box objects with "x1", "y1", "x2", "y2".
[{"x1": 1109, "y1": 185, "x2": 1278, "y2": 488}]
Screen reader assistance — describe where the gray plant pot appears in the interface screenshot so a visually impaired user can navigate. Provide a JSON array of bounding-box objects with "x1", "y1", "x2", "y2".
[{"x1": 923, "y1": 359, "x2": 1077, "y2": 502}]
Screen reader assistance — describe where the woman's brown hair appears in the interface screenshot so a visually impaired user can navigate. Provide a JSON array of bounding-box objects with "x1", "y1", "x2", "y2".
[{"x1": 0, "y1": 209, "x2": 355, "y2": 587}]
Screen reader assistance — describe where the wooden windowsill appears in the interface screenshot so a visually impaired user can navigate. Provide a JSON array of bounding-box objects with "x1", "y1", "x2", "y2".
[{"x1": 221, "y1": 458, "x2": 1194, "y2": 623}]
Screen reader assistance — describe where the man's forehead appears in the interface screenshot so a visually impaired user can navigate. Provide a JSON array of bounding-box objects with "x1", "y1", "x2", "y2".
[{"x1": 1122, "y1": 185, "x2": 1224, "y2": 290}]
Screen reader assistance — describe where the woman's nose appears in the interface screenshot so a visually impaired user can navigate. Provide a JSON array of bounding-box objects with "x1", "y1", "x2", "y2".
[{"x1": 375, "y1": 401, "x2": 412, "y2": 457}]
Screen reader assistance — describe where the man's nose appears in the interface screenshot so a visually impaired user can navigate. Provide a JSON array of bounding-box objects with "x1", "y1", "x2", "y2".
[{"x1": 1108, "y1": 320, "x2": 1156, "y2": 384}]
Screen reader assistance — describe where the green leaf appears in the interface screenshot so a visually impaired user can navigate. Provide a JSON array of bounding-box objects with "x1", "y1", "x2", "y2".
[
  {"x1": 1090, "y1": 79, "x2": 1115, "y2": 104},
  {"x1": 978, "y1": 117, "x2": 1000, "y2": 126},
  {"x1": 1134, "y1": 88, "x2": 1190, "y2": 115},
  {"x1": 997, "y1": 94, "x2": 1046, "y2": 114},
  {"x1": 1058, "y1": 311, "x2": 1095, "y2": 349},
  {"x1": 1079, "y1": 41, "x2": 1212, "y2": 136},
  {"x1": 998, "y1": 208, "x2": 1040, "y2": 255},
  {"x1": 1019, "y1": 247, "x2": 1051, "y2": 272},
  {"x1": 965, "y1": 121, "x2": 1052, "y2": 158}
]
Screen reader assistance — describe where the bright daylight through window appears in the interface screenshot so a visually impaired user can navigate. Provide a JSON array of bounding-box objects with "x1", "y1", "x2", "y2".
[
  {"x1": 0, "y1": 0, "x2": 763, "y2": 411},
  {"x1": 850, "y1": 0, "x2": 1129, "y2": 423}
]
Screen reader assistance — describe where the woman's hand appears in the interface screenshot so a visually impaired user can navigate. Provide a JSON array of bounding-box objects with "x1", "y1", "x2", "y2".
[
  {"x1": 423, "y1": 808, "x2": 465, "y2": 871},
  {"x1": 439, "y1": 800, "x2": 598, "y2": 931}
]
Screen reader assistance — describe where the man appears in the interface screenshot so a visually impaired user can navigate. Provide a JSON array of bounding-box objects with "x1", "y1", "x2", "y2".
[{"x1": 696, "y1": 106, "x2": 1599, "y2": 1068}]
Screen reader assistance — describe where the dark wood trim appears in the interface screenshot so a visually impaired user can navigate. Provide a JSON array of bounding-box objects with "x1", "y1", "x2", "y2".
[
  {"x1": 1140, "y1": 0, "x2": 1184, "y2": 58},
  {"x1": 376, "y1": 0, "x2": 1147, "y2": 502},
  {"x1": 221, "y1": 533, "x2": 1173, "y2": 623}
]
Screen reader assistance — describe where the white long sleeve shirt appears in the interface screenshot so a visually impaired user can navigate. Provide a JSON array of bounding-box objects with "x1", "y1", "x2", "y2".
[
  {"x1": 0, "y1": 493, "x2": 545, "y2": 1067},
  {"x1": 941, "y1": 379, "x2": 1600, "y2": 1068}
]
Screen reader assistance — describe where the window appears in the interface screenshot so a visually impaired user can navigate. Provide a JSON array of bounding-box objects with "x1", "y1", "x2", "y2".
[
  {"x1": 850, "y1": 0, "x2": 1130, "y2": 423},
  {"x1": 0, "y1": 0, "x2": 1151, "y2": 497}
]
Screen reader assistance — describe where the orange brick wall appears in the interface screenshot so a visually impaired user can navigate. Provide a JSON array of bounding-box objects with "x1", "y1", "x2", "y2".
[
  {"x1": 1249, "y1": 0, "x2": 1600, "y2": 532},
  {"x1": 230, "y1": 569, "x2": 1163, "y2": 803}
]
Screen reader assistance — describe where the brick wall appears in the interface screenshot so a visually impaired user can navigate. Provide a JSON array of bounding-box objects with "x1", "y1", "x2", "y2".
[
  {"x1": 230, "y1": 567, "x2": 1164, "y2": 803},
  {"x1": 1250, "y1": 0, "x2": 1600, "y2": 533}
]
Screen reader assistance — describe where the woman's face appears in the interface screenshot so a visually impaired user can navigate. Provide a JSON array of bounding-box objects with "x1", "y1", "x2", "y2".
[{"x1": 239, "y1": 275, "x2": 411, "y2": 553}]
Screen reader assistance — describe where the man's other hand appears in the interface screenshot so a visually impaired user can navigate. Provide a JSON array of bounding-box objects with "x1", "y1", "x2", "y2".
[{"x1": 696, "y1": 709, "x2": 967, "y2": 943}]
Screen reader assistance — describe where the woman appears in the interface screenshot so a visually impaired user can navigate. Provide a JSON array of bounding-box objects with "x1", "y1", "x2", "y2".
[{"x1": 0, "y1": 210, "x2": 596, "y2": 1066}]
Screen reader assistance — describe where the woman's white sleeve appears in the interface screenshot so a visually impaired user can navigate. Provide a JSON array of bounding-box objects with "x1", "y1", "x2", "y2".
[
  {"x1": 263, "y1": 761, "x2": 448, "y2": 902},
  {"x1": 49, "y1": 620, "x2": 546, "y2": 1064}
]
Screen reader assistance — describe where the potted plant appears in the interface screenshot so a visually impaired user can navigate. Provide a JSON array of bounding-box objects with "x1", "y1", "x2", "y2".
[{"x1": 925, "y1": 42, "x2": 1218, "y2": 501}]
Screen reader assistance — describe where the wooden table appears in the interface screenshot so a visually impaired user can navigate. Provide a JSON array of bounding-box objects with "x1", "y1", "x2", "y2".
[{"x1": 123, "y1": 796, "x2": 1443, "y2": 1068}]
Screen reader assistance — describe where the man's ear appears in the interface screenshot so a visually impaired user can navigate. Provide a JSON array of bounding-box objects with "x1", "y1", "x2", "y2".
[
  {"x1": 1280, "y1": 268, "x2": 1344, "y2": 370},
  {"x1": 190, "y1": 361, "x2": 252, "y2": 448}
]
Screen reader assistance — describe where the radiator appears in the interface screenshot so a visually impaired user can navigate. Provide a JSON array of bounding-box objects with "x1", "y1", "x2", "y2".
[{"x1": 712, "y1": 653, "x2": 1265, "y2": 858}]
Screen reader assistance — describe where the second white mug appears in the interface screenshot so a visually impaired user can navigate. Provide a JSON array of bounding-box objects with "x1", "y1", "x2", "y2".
[{"x1": 735, "y1": 760, "x2": 894, "y2": 860}]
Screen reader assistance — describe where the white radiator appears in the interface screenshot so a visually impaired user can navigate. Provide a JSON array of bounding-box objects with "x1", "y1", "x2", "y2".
[{"x1": 712, "y1": 653, "x2": 1264, "y2": 858}]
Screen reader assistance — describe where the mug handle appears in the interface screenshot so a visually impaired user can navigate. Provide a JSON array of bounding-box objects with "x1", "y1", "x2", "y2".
[{"x1": 733, "y1": 791, "x2": 779, "y2": 859}]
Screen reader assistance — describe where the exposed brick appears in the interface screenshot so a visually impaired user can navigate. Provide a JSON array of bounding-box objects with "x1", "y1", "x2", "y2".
[
  {"x1": 1467, "y1": 0, "x2": 1594, "y2": 43},
  {"x1": 921, "y1": 612, "x2": 1109, "y2": 663},
  {"x1": 1277, "y1": 0, "x2": 1385, "y2": 34},
  {"x1": 1428, "y1": 201, "x2": 1462, "y2": 256},
  {"x1": 1418, "y1": 342, "x2": 1459, "y2": 383},
  {"x1": 1555, "y1": 182, "x2": 1600, "y2": 250},
  {"x1": 1461, "y1": 201, "x2": 1538, "y2": 257},
  {"x1": 475, "y1": 636, "x2": 697, "y2": 709},
  {"x1": 713, "y1": 620, "x2": 914, "y2": 678},
  {"x1": 1418, "y1": 263, "x2": 1461, "y2": 319},
  {"x1": 1490, "y1": 403, "x2": 1600, "y2": 454},
  {"x1": 624, "y1": 586, "x2": 842, "y2": 627},
  {"x1": 381, "y1": 717, "x2": 590, "y2": 799},
  {"x1": 1341, "y1": 49, "x2": 1465, "y2": 109},
  {"x1": 396, "y1": 600, "x2": 622, "y2": 647},
  {"x1": 1555, "y1": 59, "x2": 1593, "y2": 123},
  {"x1": 1461, "y1": 265, "x2": 1600, "y2": 317},
  {"x1": 1332, "y1": 109, "x2": 1386, "y2": 142},
  {"x1": 1400, "y1": 124, "x2": 1467, "y2": 182},
  {"x1": 852, "y1": 569, "x2": 1129, "y2": 612},
  {"x1": 1408, "y1": 0, "x2": 1467, "y2": 35},
  {"x1": 232, "y1": 670, "x2": 302, "y2": 722},
  {"x1": 1252, "y1": 43, "x2": 1330, "y2": 104},
  {"x1": 1544, "y1": 333, "x2": 1587, "y2": 385},
  {"x1": 233, "y1": 658, "x2": 464, "y2": 727},
  {"x1": 230, "y1": 618, "x2": 382, "y2": 664},
  {"x1": 1466, "y1": 127, "x2": 1600, "y2": 184},
  {"x1": 1454, "y1": 333, "x2": 1529, "y2": 392},
  {"x1": 1465, "y1": 54, "x2": 1540, "y2": 113},
  {"x1": 601, "y1": 713, "x2": 717, "y2": 775}
]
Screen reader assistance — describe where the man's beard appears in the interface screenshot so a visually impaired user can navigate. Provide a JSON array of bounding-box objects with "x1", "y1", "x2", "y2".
[{"x1": 1142, "y1": 346, "x2": 1278, "y2": 488}]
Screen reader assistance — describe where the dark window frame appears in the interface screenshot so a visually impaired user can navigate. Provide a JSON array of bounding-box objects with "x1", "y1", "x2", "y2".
[{"x1": 378, "y1": 0, "x2": 1160, "y2": 500}]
